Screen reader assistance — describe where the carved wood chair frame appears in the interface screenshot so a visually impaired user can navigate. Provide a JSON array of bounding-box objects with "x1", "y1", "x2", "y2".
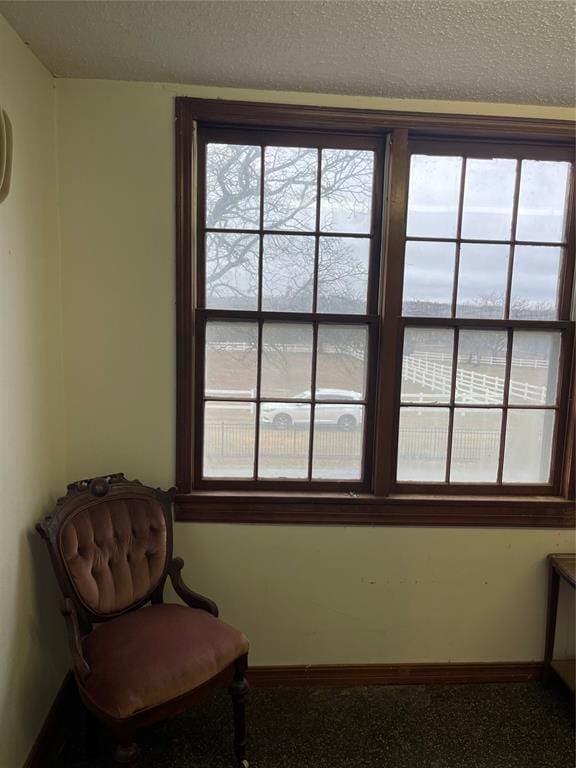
[{"x1": 36, "y1": 473, "x2": 249, "y2": 766}]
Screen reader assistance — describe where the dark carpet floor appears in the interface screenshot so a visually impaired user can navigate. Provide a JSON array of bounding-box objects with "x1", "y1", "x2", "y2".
[{"x1": 61, "y1": 682, "x2": 574, "y2": 768}]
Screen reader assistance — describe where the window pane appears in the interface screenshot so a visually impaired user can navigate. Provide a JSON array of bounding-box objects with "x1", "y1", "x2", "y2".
[
  {"x1": 203, "y1": 402, "x2": 255, "y2": 478},
  {"x1": 402, "y1": 241, "x2": 455, "y2": 317},
  {"x1": 317, "y1": 237, "x2": 369, "y2": 313},
  {"x1": 450, "y1": 408, "x2": 502, "y2": 482},
  {"x1": 516, "y1": 160, "x2": 570, "y2": 243},
  {"x1": 259, "y1": 403, "x2": 310, "y2": 478},
  {"x1": 206, "y1": 143, "x2": 260, "y2": 229},
  {"x1": 205, "y1": 322, "x2": 258, "y2": 397},
  {"x1": 397, "y1": 407, "x2": 449, "y2": 481},
  {"x1": 262, "y1": 235, "x2": 314, "y2": 312},
  {"x1": 261, "y1": 324, "x2": 313, "y2": 399},
  {"x1": 456, "y1": 330, "x2": 508, "y2": 404},
  {"x1": 456, "y1": 244, "x2": 508, "y2": 318},
  {"x1": 316, "y1": 325, "x2": 367, "y2": 399},
  {"x1": 406, "y1": 155, "x2": 462, "y2": 238},
  {"x1": 509, "y1": 246, "x2": 561, "y2": 320},
  {"x1": 401, "y1": 328, "x2": 453, "y2": 404},
  {"x1": 509, "y1": 331, "x2": 560, "y2": 406},
  {"x1": 312, "y1": 405, "x2": 364, "y2": 479},
  {"x1": 205, "y1": 233, "x2": 259, "y2": 310},
  {"x1": 461, "y1": 158, "x2": 516, "y2": 241},
  {"x1": 320, "y1": 149, "x2": 374, "y2": 234},
  {"x1": 264, "y1": 146, "x2": 317, "y2": 231},
  {"x1": 503, "y1": 409, "x2": 555, "y2": 483}
]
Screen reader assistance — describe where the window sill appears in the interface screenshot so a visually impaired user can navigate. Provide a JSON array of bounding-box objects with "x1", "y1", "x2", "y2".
[{"x1": 174, "y1": 491, "x2": 575, "y2": 528}]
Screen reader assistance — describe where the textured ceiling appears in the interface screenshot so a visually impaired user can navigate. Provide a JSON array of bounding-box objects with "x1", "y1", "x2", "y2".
[{"x1": 1, "y1": 0, "x2": 574, "y2": 106}]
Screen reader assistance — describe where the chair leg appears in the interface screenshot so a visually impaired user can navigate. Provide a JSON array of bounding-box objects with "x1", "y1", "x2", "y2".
[
  {"x1": 112, "y1": 731, "x2": 140, "y2": 765},
  {"x1": 84, "y1": 707, "x2": 100, "y2": 756},
  {"x1": 229, "y1": 654, "x2": 249, "y2": 768}
]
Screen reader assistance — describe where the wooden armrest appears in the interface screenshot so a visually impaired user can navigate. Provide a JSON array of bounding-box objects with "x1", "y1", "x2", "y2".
[
  {"x1": 60, "y1": 598, "x2": 91, "y2": 682},
  {"x1": 168, "y1": 557, "x2": 219, "y2": 617}
]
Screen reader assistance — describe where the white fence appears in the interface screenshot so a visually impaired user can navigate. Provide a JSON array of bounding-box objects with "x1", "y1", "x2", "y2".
[
  {"x1": 410, "y1": 350, "x2": 548, "y2": 369},
  {"x1": 403, "y1": 355, "x2": 546, "y2": 404},
  {"x1": 205, "y1": 344, "x2": 549, "y2": 406},
  {"x1": 208, "y1": 341, "x2": 548, "y2": 368}
]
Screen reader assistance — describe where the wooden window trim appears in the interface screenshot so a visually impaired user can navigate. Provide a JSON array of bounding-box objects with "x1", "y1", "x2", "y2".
[
  {"x1": 174, "y1": 491, "x2": 575, "y2": 528},
  {"x1": 174, "y1": 98, "x2": 574, "y2": 139},
  {"x1": 175, "y1": 97, "x2": 576, "y2": 527}
]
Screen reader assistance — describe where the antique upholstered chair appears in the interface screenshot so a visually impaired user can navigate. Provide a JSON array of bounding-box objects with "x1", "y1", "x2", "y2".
[{"x1": 36, "y1": 473, "x2": 250, "y2": 766}]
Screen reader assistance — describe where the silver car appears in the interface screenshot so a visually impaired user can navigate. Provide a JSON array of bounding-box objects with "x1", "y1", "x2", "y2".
[{"x1": 261, "y1": 389, "x2": 364, "y2": 431}]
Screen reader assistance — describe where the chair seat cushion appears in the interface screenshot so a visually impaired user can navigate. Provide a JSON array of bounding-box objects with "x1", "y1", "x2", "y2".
[{"x1": 81, "y1": 603, "x2": 249, "y2": 719}]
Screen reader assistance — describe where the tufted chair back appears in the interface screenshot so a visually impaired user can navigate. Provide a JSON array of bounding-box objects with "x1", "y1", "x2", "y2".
[{"x1": 37, "y1": 474, "x2": 173, "y2": 622}]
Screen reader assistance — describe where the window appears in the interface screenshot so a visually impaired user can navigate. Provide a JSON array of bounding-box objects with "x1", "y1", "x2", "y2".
[
  {"x1": 175, "y1": 100, "x2": 575, "y2": 526},
  {"x1": 195, "y1": 130, "x2": 384, "y2": 489},
  {"x1": 395, "y1": 143, "x2": 573, "y2": 494}
]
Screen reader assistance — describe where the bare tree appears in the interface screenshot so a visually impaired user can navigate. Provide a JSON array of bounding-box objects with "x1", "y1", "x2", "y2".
[
  {"x1": 205, "y1": 144, "x2": 373, "y2": 313},
  {"x1": 204, "y1": 144, "x2": 373, "y2": 396}
]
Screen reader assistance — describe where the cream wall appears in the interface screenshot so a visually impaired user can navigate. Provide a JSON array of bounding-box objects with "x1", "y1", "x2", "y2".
[
  {"x1": 56, "y1": 78, "x2": 575, "y2": 667},
  {"x1": 0, "y1": 31, "x2": 572, "y2": 762},
  {"x1": 0, "y1": 15, "x2": 68, "y2": 768}
]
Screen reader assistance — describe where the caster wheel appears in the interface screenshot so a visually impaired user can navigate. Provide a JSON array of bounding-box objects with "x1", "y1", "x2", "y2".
[{"x1": 114, "y1": 742, "x2": 140, "y2": 764}]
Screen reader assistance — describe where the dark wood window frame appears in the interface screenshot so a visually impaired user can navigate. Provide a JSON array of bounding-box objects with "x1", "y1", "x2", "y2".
[
  {"x1": 194, "y1": 128, "x2": 385, "y2": 493},
  {"x1": 393, "y1": 139, "x2": 575, "y2": 496},
  {"x1": 175, "y1": 97, "x2": 576, "y2": 527}
]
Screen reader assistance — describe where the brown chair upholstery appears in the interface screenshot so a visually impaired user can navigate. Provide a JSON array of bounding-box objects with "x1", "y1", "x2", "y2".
[
  {"x1": 37, "y1": 474, "x2": 250, "y2": 766},
  {"x1": 83, "y1": 604, "x2": 248, "y2": 719},
  {"x1": 60, "y1": 495, "x2": 168, "y2": 615}
]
